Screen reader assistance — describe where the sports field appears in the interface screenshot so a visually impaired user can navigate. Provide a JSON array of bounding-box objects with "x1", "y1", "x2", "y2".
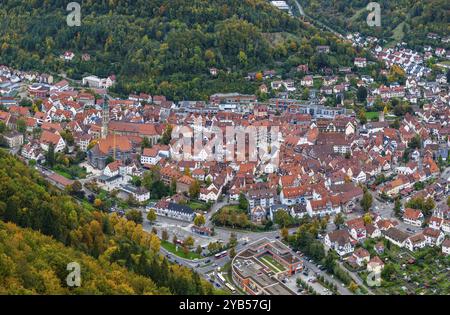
[{"x1": 259, "y1": 255, "x2": 286, "y2": 273}]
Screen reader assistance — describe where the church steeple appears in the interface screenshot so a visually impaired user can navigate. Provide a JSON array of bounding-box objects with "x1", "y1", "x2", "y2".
[{"x1": 101, "y1": 95, "x2": 109, "y2": 139}]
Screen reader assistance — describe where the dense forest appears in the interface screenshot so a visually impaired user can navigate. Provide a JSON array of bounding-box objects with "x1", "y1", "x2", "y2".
[
  {"x1": 0, "y1": 220, "x2": 164, "y2": 294},
  {"x1": 0, "y1": 0, "x2": 358, "y2": 100},
  {"x1": 303, "y1": 0, "x2": 450, "y2": 48},
  {"x1": 0, "y1": 150, "x2": 214, "y2": 295}
]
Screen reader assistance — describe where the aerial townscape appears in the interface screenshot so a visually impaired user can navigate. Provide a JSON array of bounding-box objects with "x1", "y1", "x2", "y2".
[{"x1": 0, "y1": 0, "x2": 449, "y2": 299}]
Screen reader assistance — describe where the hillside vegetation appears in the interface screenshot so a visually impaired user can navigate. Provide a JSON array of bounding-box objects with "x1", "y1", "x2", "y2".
[
  {"x1": 0, "y1": 220, "x2": 164, "y2": 294},
  {"x1": 0, "y1": 0, "x2": 358, "y2": 100},
  {"x1": 303, "y1": 0, "x2": 450, "y2": 48},
  {"x1": 0, "y1": 150, "x2": 214, "y2": 295}
]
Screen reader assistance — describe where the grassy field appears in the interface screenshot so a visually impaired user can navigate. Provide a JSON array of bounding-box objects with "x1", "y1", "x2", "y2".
[
  {"x1": 54, "y1": 169, "x2": 72, "y2": 179},
  {"x1": 220, "y1": 205, "x2": 241, "y2": 212},
  {"x1": 388, "y1": 22, "x2": 406, "y2": 47},
  {"x1": 161, "y1": 240, "x2": 202, "y2": 260},
  {"x1": 187, "y1": 200, "x2": 211, "y2": 212},
  {"x1": 365, "y1": 111, "x2": 379, "y2": 120},
  {"x1": 259, "y1": 255, "x2": 286, "y2": 273}
]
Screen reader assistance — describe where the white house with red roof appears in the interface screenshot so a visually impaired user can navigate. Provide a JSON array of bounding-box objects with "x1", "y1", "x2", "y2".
[
  {"x1": 402, "y1": 208, "x2": 424, "y2": 227},
  {"x1": 141, "y1": 147, "x2": 161, "y2": 166},
  {"x1": 429, "y1": 216, "x2": 444, "y2": 230},
  {"x1": 354, "y1": 57, "x2": 367, "y2": 68},
  {"x1": 367, "y1": 256, "x2": 384, "y2": 273},
  {"x1": 405, "y1": 233, "x2": 427, "y2": 252},
  {"x1": 423, "y1": 227, "x2": 445, "y2": 246},
  {"x1": 103, "y1": 160, "x2": 122, "y2": 177},
  {"x1": 199, "y1": 186, "x2": 220, "y2": 203},
  {"x1": 324, "y1": 229, "x2": 355, "y2": 256},
  {"x1": 39, "y1": 130, "x2": 66, "y2": 152},
  {"x1": 442, "y1": 239, "x2": 450, "y2": 255},
  {"x1": 351, "y1": 248, "x2": 370, "y2": 266}
]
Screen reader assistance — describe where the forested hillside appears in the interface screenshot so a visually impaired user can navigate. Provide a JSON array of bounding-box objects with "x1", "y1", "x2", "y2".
[
  {"x1": 0, "y1": 150, "x2": 214, "y2": 295},
  {"x1": 0, "y1": 220, "x2": 164, "y2": 294},
  {"x1": 303, "y1": 0, "x2": 450, "y2": 48},
  {"x1": 0, "y1": 0, "x2": 356, "y2": 100}
]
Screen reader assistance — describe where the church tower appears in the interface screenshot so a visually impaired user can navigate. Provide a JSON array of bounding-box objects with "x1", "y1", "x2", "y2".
[{"x1": 101, "y1": 95, "x2": 109, "y2": 139}]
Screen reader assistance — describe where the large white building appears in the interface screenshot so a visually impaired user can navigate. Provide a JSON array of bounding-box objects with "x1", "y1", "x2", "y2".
[
  {"x1": 152, "y1": 200, "x2": 195, "y2": 222},
  {"x1": 82, "y1": 75, "x2": 115, "y2": 89}
]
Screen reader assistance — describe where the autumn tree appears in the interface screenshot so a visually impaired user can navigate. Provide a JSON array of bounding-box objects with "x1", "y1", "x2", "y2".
[
  {"x1": 184, "y1": 236, "x2": 195, "y2": 248},
  {"x1": 228, "y1": 232, "x2": 238, "y2": 248},
  {"x1": 194, "y1": 214, "x2": 206, "y2": 226},
  {"x1": 363, "y1": 213, "x2": 372, "y2": 225},
  {"x1": 126, "y1": 209, "x2": 143, "y2": 224},
  {"x1": 281, "y1": 227, "x2": 289, "y2": 241},
  {"x1": 189, "y1": 180, "x2": 201, "y2": 199},
  {"x1": 147, "y1": 209, "x2": 157, "y2": 224},
  {"x1": 162, "y1": 229, "x2": 169, "y2": 241}
]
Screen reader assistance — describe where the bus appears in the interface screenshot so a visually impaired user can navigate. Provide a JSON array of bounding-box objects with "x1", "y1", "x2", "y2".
[
  {"x1": 215, "y1": 250, "x2": 228, "y2": 259},
  {"x1": 225, "y1": 283, "x2": 236, "y2": 293},
  {"x1": 217, "y1": 273, "x2": 226, "y2": 283}
]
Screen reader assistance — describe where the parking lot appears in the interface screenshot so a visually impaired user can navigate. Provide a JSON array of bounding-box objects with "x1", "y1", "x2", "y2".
[{"x1": 283, "y1": 267, "x2": 332, "y2": 295}]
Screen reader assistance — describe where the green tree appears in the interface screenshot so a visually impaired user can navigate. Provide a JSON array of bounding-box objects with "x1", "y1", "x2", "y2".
[
  {"x1": 274, "y1": 210, "x2": 294, "y2": 228},
  {"x1": 357, "y1": 86, "x2": 367, "y2": 102},
  {"x1": 161, "y1": 125, "x2": 173, "y2": 145},
  {"x1": 394, "y1": 198, "x2": 402, "y2": 217},
  {"x1": 238, "y1": 193, "x2": 249, "y2": 211},
  {"x1": 46, "y1": 143, "x2": 56, "y2": 167},
  {"x1": 229, "y1": 232, "x2": 238, "y2": 248},
  {"x1": 141, "y1": 137, "x2": 152, "y2": 150},
  {"x1": 333, "y1": 213, "x2": 345, "y2": 228},
  {"x1": 229, "y1": 247, "x2": 237, "y2": 258},
  {"x1": 301, "y1": 88, "x2": 310, "y2": 100},
  {"x1": 360, "y1": 189, "x2": 373, "y2": 212},
  {"x1": 16, "y1": 118, "x2": 26, "y2": 134},
  {"x1": 125, "y1": 209, "x2": 143, "y2": 224},
  {"x1": 408, "y1": 134, "x2": 421, "y2": 149}
]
